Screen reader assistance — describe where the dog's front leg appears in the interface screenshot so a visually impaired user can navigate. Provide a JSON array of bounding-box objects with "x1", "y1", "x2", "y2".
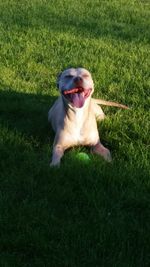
[
  {"x1": 91, "y1": 142, "x2": 112, "y2": 162},
  {"x1": 50, "y1": 144, "x2": 64, "y2": 167}
]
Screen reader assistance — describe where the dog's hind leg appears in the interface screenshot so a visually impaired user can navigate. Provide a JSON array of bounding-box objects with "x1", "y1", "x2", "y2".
[{"x1": 92, "y1": 101, "x2": 105, "y2": 121}]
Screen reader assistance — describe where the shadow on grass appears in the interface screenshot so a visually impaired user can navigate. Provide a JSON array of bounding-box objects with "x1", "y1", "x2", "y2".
[
  {"x1": 0, "y1": 89, "x2": 55, "y2": 142},
  {"x1": 0, "y1": 89, "x2": 150, "y2": 267}
]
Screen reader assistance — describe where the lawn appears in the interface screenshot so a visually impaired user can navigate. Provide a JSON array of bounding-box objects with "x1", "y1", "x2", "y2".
[{"x1": 0, "y1": 0, "x2": 150, "y2": 266}]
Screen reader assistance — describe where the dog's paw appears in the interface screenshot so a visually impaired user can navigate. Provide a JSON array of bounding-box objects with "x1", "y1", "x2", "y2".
[
  {"x1": 50, "y1": 161, "x2": 60, "y2": 167},
  {"x1": 103, "y1": 149, "x2": 112, "y2": 162},
  {"x1": 96, "y1": 113, "x2": 105, "y2": 121},
  {"x1": 91, "y1": 143, "x2": 112, "y2": 163}
]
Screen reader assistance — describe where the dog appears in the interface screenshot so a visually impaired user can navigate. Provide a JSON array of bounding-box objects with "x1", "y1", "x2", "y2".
[{"x1": 48, "y1": 67, "x2": 128, "y2": 166}]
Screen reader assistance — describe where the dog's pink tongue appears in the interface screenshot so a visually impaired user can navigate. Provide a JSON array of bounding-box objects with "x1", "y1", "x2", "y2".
[{"x1": 72, "y1": 93, "x2": 85, "y2": 108}]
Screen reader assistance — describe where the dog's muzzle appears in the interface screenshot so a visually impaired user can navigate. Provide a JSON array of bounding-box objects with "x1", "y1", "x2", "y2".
[{"x1": 62, "y1": 87, "x2": 91, "y2": 108}]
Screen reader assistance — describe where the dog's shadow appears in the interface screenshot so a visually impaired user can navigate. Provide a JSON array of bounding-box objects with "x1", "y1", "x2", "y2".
[{"x1": 0, "y1": 89, "x2": 56, "y2": 144}]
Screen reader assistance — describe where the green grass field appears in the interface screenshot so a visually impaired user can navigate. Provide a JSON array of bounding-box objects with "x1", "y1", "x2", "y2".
[{"x1": 0, "y1": 0, "x2": 150, "y2": 266}]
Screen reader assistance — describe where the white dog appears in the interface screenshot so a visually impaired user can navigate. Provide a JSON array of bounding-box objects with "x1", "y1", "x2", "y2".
[{"x1": 48, "y1": 67, "x2": 128, "y2": 166}]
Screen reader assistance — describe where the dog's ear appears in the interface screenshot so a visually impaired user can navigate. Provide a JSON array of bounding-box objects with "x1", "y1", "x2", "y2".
[{"x1": 56, "y1": 72, "x2": 62, "y2": 89}]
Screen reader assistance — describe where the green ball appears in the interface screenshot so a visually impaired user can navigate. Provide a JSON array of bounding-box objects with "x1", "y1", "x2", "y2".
[{"x1": 76, "y1": 152, "x2": 90, "y2": 162}]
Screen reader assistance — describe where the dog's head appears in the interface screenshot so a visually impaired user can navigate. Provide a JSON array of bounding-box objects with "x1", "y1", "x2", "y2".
[{"x1": 57, "y1": 67, "x2": 94, "y2": 108}]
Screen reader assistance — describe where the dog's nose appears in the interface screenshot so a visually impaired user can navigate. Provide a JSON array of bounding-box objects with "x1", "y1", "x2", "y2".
[{"x1": 74, "y1": 76, "x2": 83, "y2": 85}]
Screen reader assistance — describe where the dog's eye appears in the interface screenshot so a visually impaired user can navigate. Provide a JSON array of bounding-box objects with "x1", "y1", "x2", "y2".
[
  {"x1": 82, "y1": 74, "x2": 89, "y2": 78},
  {"x1": 65, "y1": 75, "x2": 73, "y2": 79}
]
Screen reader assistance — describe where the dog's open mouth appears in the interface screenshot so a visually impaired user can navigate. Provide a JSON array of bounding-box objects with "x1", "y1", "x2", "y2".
[{"x1": 62, "y1": 87, "x2": 91, "y2": 108}]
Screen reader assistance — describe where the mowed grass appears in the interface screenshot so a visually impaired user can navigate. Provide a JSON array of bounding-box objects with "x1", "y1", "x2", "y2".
[{"x1": 0, "y1": 0, "x2": 150, "y2": 266}]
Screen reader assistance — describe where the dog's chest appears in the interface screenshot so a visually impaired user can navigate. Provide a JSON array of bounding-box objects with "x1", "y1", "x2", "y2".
[
  {"x1": 70, "y1": 109, "x2": 98, "y2": 145},
  {"x1": 73, "y1": 109, "x2": 85, "y2": 141}
]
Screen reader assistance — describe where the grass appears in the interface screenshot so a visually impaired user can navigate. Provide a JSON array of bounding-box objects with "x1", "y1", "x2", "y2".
[{"x1": 0, "y1": 0, "x2": 150, "y2": 266}]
